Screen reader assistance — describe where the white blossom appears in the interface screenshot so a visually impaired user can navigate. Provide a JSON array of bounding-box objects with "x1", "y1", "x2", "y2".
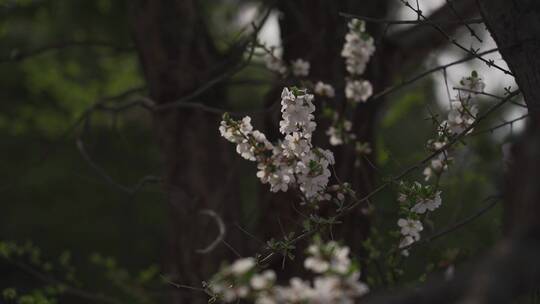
[
  {"x1": 230, "y1": 257, "x2": 256, "y2": 275},
  {"x1": 423, "y1": 154, "x2": 449, "y2": 181},
  {"x1": 304, "y1": 257, "x2": 330, "y2": 273},
  {"x1": 444, "y1": 101, "x2": 478, "y2": 134},
  {"x1": 219, "y1": 116, "x2": 252, "y2": 144},
  {"x1": 279, "y1": 88, "x2": 316, "y2": 136},
  {"x1": 256, "y1": 159, "x2": 295, "y2": 193},
  {"x1": 314, "y1": 81, "x2": 335, "y2": 98},
  {"x1": 251, "y1": 270, "x2": 276, "y2": 290},
  {"x1": 291, "y1": 58, "x2": 310, "y2": 77},
  {"x1": 397, "y1": 218, "x2": 423, "y2": 241},
  {"x1": 274, "y1": 278, "x2": 314, "y2": 303},
  {"x1": 282, "y1": 132, "x2": 310, "y2": 157},
  {"x1": 399, "y1": 235, "x2": 415, "y2": 257},
  {"x1": 397, "y1": 193, "x2": 408, "y2": 203},
  {"x1": 345, "y1": 80, "x2": 373, "y2": 103},
  {"x1": 210, "y1": 240, "x2": 369, "y2": 304},
  {"x1": 305, "y1": 241, "x2": 351, "y2": 275},
  {"x1": 311, "y1": 276, "x2": 342, "y2": 303},
  {"x1": 265, "y1": 50, "x2": 287, "y2": 75},
  {"x1": 459, "y1": 71, "x2": 486, "y2": 95},
  {"x1": 296, "y1": 149, "x2": 334, "y2": 199},
  {"x1": 411, "y1": 191, "x2": 442, "y2": 214},
  {"x1": 236, "y1": 141, "x2": 256, "y2": 161},
  {"x1": 355, "y1": 141, "x2": 372, "y2": 155}
]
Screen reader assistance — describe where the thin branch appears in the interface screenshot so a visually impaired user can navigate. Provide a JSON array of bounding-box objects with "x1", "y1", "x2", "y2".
[
  {"x1": 153, "y1": 6, "x2": 273, "y2": 113},
  {"x1": 452, "y1": 87, "x2": 506, "y2": 100},
  {"x1": 339, "y1": 12, "x2": 483, "y2": 25},
  {"x1": 444, "y1": 0, "x2": 483, "y2": 42},
  {"x1": 160, "y1": 275, "x2": 210, "y2": 295},
  {"x1": 470, "y1": 114, "x2": 529, "y2": 136},
  {"x1": 398, "y1": 0, "x2": 513, "y2": 76},
  {"x1": 370, "y1": 47, "x2": 498, "y2": 101}
]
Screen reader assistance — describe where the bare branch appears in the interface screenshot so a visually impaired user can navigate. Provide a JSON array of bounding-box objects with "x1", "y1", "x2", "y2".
[
  {"x1": 370, "y1": 48, "x2": 498, "y2": 101},
  {"x1": 339, "y1": 12, "x2": 483, "y2": 26},
  {"x1": 395, "y1": 0, "x2": 513, "y2": 76},
  {"x1": 389, "y1": 0, "x2": 479, "y2": 57}
]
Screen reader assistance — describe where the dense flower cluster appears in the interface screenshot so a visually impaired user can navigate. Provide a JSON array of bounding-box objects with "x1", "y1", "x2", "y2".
[
  {"x1": 209, "y1": 239, "x2": 369, "y2": 304},
  {"x1": 341, "y1": 19, "x2": 375, "y2": 103},
  {"x1": 220, "y1": 87, "x2": 336, "y2": 203}
]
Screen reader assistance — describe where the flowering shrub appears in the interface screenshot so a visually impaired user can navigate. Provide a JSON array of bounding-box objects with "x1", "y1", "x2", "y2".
[{"x1": 213, "y1": 18, "x2": 489, "y2": 303}]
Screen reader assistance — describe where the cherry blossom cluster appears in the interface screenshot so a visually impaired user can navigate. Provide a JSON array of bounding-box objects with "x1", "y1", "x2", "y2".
[
  {"x1": 342, "y1": 19, "x2": 375, "y2": 103},
  {"x1": 219, "y1": 87, "x2": 336, "y2": 203},
  {"x1": 396, "y1": 182, "x2": 442, "y2": 255},
  {"x1": 423, "y1": 72, "x2": 486, "y2": 181},
  {"x1": 395, "y1": 72, "x2": 486, "y2": 256},
  {"x1": 208, "y1": 239, "x2": 369, "y2": 304},
  {"x1": 319, "y1": 18, "x2": 377, "y2": 148}
]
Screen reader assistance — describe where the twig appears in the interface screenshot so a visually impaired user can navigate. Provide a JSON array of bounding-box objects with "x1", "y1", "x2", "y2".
[
  {"x1": 370, "y1": 48, "x2": 499, "y2": 101},
  {"x1": 339, "y1": 12, "x2": 483, "y2": 25},
  {"x1": 399, "y1": 0, "x2": 514, "y2": 76},
  {"x1": 470, "y1": 114, "x2": 529, "y2": 136},
  {"x1": 444, "y1": 0, "x2": 483, "y2": 43}
]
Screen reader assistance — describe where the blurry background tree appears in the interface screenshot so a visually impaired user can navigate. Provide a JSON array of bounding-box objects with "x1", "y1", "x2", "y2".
[{"x1": 0, "y1": 0, "x2": 534, "y2": 303}]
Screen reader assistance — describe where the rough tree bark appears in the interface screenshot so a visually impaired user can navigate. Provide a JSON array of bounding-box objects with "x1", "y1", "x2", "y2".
[
  {"x1": 479, "y1": 0, "x2": 540, "y2": 122},
  {"x1": 479, "y1": 0, "x2": 540, "y2": 231}
]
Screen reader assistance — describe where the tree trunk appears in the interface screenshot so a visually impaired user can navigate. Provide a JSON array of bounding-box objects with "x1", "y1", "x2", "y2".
[
  {"x1": 131, "y1": 1, "x2": 245, "y2": 303},
  {"x1": 479, "y1": 0, "x2": 540, "y2": 231}
]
